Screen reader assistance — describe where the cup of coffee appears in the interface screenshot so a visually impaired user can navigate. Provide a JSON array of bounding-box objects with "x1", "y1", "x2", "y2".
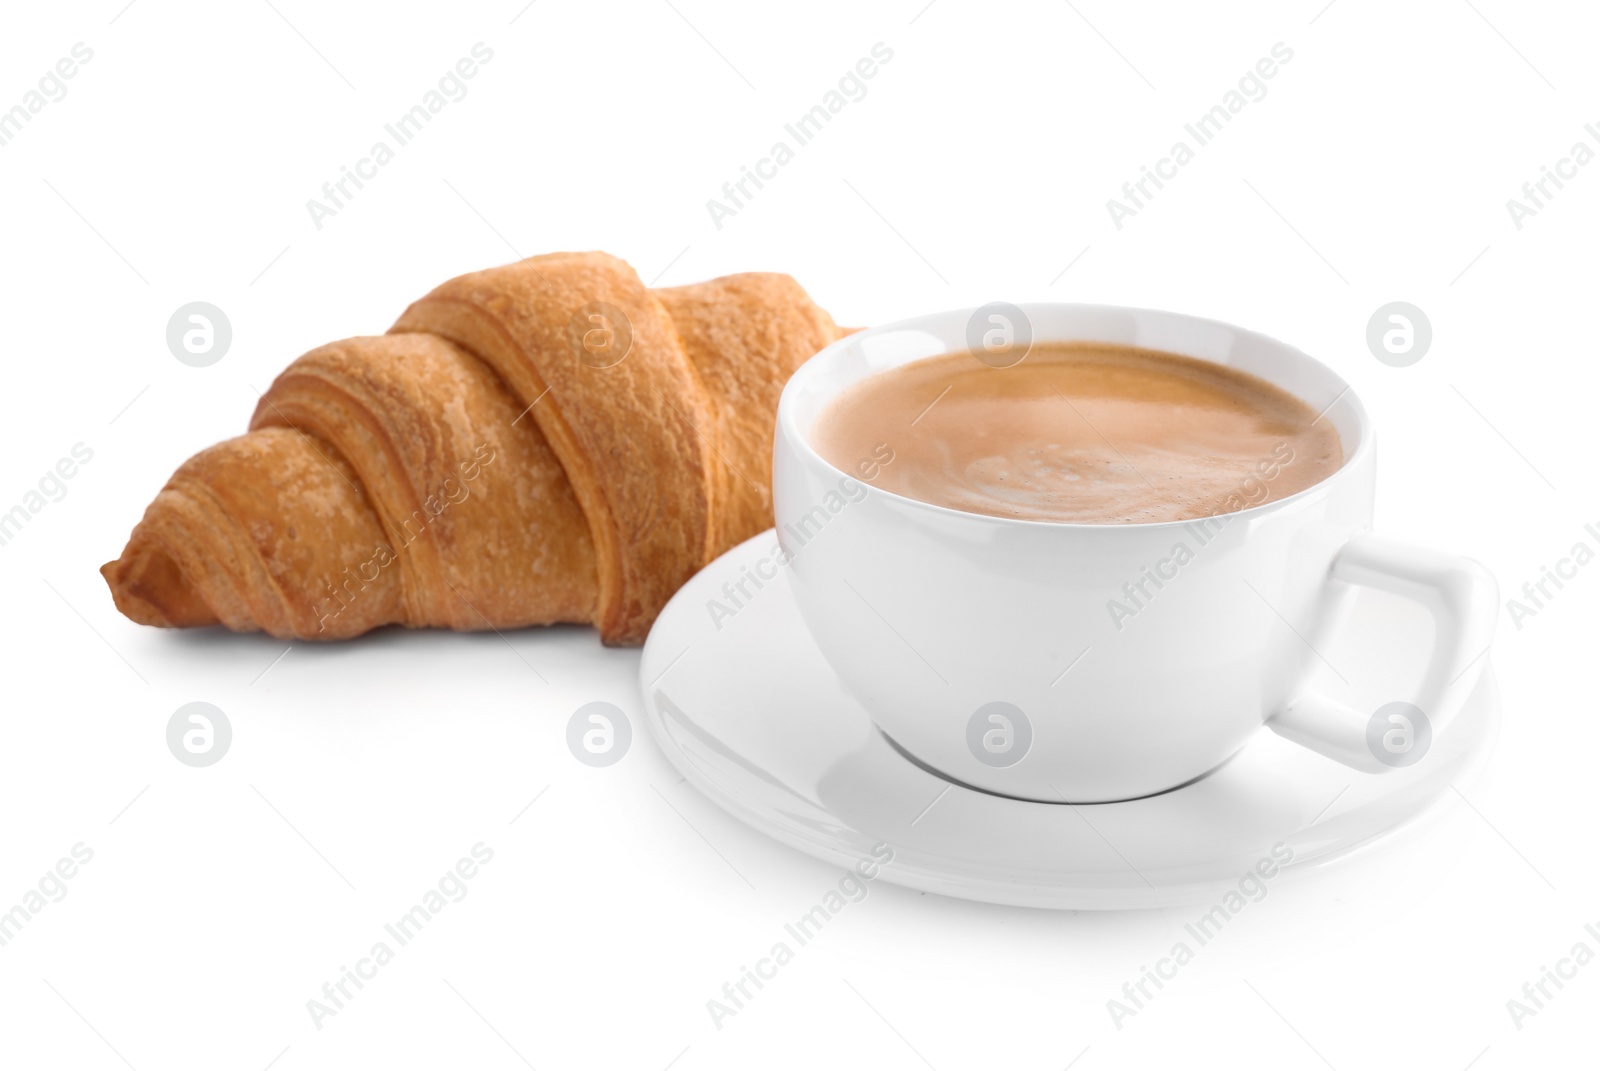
[{"x1": 773, "y1": 304, "x2": 1497, "y2": 803}]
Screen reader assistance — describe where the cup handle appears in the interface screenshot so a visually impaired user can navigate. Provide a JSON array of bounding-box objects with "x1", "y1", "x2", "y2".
[{"x1": 1267, "y1": 533, "x2": 1499, "y2": 772}]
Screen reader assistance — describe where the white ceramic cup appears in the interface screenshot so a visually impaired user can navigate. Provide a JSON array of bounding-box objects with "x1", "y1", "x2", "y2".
[{"x1": 773, "y1": 304, "x2": 1498, "y2": 803}]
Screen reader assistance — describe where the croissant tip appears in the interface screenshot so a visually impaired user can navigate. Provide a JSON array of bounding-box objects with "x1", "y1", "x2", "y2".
[
  {"x1": 102, "y1": 545, "x2": 219, "y2": 629},
  {"x1": 102, "y1": 556, "x2": 160, "y2": 628}
]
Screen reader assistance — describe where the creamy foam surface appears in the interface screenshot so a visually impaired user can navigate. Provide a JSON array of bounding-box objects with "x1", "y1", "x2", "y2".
[{"x1": 811, "y1": 342, "x2": 1343, "y2": 524}]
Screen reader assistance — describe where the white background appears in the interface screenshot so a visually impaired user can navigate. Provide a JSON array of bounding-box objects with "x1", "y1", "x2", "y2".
[{"x1": 1, "y1": 1, "x2": 1596, "y2": 1068}]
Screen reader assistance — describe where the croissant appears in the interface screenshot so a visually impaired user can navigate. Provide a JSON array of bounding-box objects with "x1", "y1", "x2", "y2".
[{"x1": 102, "y1": 251, "x2": 844, "y2": 645}]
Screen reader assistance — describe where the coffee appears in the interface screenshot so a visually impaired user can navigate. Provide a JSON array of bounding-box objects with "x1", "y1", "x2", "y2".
[{"x1": 811, "y1": 342, "x2": 1342, "y2": 524}]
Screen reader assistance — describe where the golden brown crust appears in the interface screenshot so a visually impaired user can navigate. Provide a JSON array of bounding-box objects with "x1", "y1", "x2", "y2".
[
  {"x1": 102, "y1": 252, "x2": 844, "y2": 645},
  {"x1": 102, "y1": 426, "x2": 404, "y2": 638},
  {"x1": 653, "y1": 271, "x2": 843, "y2": 560},
  {"x1": 250, "y1": 333, "x2": 597, "y2": 631},
  {"x1": 391, "y1": 252, "x2": 715, "y2": 645}
]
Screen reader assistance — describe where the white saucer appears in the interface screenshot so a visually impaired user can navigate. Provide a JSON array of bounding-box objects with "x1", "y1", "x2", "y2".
[{"x1": 639, "y1": 533, "x2": 1501, "y2": 910}]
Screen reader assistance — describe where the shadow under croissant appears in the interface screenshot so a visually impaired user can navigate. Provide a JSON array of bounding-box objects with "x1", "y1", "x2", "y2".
[{"x1": 152, "y1": 620, "x2": 629, "y2": 697}]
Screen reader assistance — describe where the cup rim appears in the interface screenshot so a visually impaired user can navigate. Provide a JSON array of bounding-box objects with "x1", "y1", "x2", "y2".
[{"x1": 777, "y1": 301, "x2": 1374, "y2": 532}]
